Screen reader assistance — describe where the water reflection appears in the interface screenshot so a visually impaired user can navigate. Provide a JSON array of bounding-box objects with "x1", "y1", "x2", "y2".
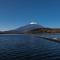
[{"x1": 0, "y1": 34, "x2": 60, "y2": 60}]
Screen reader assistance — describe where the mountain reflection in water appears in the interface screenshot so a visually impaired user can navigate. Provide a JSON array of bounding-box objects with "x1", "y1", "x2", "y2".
[{"x1": 0, "y1": 34, "x2": 60, "y2": 60}]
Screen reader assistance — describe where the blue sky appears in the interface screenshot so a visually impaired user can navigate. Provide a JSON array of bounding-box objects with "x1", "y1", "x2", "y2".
[{"x1": 0, "y1": 0, "x2": 60, "y2": 31}]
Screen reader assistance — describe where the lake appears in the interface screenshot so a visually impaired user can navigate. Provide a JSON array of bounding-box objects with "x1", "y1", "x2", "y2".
[{"x1": 0, "y1": 34, "x2": 60, "y2": 60}]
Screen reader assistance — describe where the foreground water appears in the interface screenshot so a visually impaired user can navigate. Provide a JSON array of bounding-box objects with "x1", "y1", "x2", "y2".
[{"x1": 0, "y1": 34, "x2": 60, "y2": 60}]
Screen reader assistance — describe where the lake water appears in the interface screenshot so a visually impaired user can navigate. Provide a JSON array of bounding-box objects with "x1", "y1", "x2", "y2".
[{"x1": 0, "y1": 34, "x2": 60, "y2": 60}]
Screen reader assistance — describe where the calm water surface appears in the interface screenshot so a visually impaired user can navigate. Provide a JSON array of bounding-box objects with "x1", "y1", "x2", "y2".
[{"x1": 0, "y1": 34, "x2": 60, "y2": 60}]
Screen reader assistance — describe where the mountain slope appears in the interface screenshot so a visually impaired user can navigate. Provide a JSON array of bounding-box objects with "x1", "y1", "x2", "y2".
[
  {"x1": 0, "y1": 24, "x2": 45, "y2": 34},
  {"x1": 14, "y1": 24, "x2": 44, "y2": 33}
]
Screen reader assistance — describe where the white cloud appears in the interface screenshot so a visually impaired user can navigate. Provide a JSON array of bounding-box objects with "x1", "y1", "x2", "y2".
[{"x1": 30, "y1": 22, "x2": 37, "y2": 24}]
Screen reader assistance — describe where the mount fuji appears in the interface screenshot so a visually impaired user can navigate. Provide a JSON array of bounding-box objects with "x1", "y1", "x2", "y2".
[
  {"x1": 15, "y1": 24, "x2": 44, "y2": 32},
  {"x1": 2, "y1": 22, "x2": 45, "y2": 34}
]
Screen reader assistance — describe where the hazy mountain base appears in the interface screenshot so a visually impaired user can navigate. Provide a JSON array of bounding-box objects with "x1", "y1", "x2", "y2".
[{"x1": 0, "y1": 28, "x2": 60, "y2": 34}]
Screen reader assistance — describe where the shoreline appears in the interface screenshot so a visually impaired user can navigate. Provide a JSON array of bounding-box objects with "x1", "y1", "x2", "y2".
[{"x1": 31, "y1": 34, "x2": 60, "y2": 43}]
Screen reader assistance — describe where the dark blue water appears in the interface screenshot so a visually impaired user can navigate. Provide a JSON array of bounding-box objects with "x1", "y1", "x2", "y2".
[{"x1": 0, "y1": 34, "x2": 60, "y2": 60}]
